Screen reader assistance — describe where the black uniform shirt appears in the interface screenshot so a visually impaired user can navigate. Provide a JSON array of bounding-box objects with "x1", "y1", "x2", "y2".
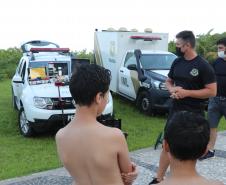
[
  {"x1": 212, "y1": 58, "x2": 226, "y2": 97},
  {"x1": 168, "y1": 55, "x2": 216, "y2": 108}
]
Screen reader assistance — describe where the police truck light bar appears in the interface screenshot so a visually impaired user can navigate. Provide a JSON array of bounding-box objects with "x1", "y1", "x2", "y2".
[
  {"x1": 30, "y1": 48, "x2": 70, "y2": 53},
  {"x1": 130, "y1": 36, "x2": 162, "y2": 41}
]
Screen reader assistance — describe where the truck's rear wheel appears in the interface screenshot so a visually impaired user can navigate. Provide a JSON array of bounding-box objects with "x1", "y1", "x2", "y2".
[
  {"x1": 137, "y1": 91, "x2": 153, "y2": 114},
  {"x1": 19, "y1": 108, "x2": 34, "y2": 137}
]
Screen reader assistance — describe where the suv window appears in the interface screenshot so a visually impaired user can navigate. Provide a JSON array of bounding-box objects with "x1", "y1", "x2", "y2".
[
  {"x1": 20, "y1": 62, "x2": 26, "y2": 80},
  {"x1": 18, "y1": 59, "x2": 24, "y2": 74},
  {"x1": 124, "y1": 53, "x2": 137, "y2": 68}
]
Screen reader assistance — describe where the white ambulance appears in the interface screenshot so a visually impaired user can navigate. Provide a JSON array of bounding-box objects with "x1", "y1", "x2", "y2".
[{"x1": 94, "y1": 28, "x2": 177, "y2": 114}]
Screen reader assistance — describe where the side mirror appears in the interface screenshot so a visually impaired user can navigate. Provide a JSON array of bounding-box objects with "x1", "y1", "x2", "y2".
[
  {"x1": 13, "y1": 76, "x2": 24, "y2": 84},
  {"x1": 127, "y1": 64, "x2": 137, "y2": 71}
]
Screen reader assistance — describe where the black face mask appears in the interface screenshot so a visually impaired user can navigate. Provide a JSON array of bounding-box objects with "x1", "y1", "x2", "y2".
[{"x1": 176, "y1": 47, "x2": 185, "y2": 57}]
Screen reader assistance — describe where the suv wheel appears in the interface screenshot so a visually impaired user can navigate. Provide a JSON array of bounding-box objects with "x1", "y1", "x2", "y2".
[
  {"x1": 12, "y1": 87, "x2": 18, "y2": 110},
  {"x1": 19, "y1": 108, "x2": 34, "y2": 137},
  {"x1": 136, "y1": 91, "x2": 153, "y2": 114}
]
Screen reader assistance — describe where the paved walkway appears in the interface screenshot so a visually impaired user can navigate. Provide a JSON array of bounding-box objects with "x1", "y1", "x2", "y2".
[{"x1": 1, "y1": 131, "x2": 226, "y2": 185}]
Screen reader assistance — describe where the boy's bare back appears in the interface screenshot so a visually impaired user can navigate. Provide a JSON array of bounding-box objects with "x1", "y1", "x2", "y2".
[
  {"x1": 56, "y1": 120, "x2": 131, "y2": 185},
  {"x1": 56, "y1": 64, "x2": 135, "y2": 185}
]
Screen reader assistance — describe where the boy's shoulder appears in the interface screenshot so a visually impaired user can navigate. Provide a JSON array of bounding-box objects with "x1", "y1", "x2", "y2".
[
  {"x1": 55, "y1": 125, "x2": 72, "y2": 144},
  {"x1": 97, "y1": 124, "x2": 126, "y2": 146},
  {"x1": 55, "y1": 127, "x2": 66, "y2": 143},
  {"x1": 99, "y1": 124, "x2": 124, "y2": 139}
]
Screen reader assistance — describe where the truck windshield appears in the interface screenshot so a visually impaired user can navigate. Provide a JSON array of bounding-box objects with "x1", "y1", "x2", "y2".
[{"x1": 140, "y1": 54, "x2": 177, "y2": 70}]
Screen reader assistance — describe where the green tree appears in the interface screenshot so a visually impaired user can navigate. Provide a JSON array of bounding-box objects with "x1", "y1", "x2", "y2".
[
  {"x1": 72, "y1": 49, "x2": 94, "y2": 63},
  {"x1": 0, "y1": 48, "x2": 22, "y2": 80},
  {"x1": 196, "y1": 30, "x2": 226, "y2": 63},
  {"x1": 168, "y1": 40, "x2": 176, "y2": 54}
]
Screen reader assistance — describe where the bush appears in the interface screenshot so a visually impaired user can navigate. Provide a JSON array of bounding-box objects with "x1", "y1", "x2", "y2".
[
  {"x1": 72, "y1": 49, "x2": 94, "y2": 63},
  {"x1": 196, "y1": 30, "x2": 226, "y2": 61},
  {"x1": 0, "y1": 48, "x2": 22, "y2": 80}
]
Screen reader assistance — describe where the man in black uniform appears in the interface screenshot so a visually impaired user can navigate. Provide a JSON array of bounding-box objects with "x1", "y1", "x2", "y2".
[
  {"x1": 149, "y1": 30, "x2": 217, "y2": 184},
  {"x1": 199, "y1": 38, "x2": 226, "y2": 160}
]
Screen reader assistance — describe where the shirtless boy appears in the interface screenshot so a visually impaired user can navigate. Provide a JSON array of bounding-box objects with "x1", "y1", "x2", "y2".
[
  {"x1": 56, "y1": 64, "x2": 137, "y2": 185},
  {"x1": 159, "y1": 111, "x2": 223, "y2": 185}
]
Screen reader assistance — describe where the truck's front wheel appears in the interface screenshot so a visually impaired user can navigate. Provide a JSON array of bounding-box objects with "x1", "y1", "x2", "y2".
[
  {"x1": 19, "y1": 108, "x2": 34, "y2": 137},
  {"x1": 137, "y1": 91, "x2": 153, "y2": 114}
]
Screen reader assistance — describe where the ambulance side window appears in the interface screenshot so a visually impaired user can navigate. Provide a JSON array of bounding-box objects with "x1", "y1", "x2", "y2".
[{"x1": 124, "y1": 53, "x2": 137, "y2": 68}]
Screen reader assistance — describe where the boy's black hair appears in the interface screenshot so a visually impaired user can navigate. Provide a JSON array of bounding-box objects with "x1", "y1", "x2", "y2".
[
  {"x1": 69, "y1": 64, "x2": 111, "y2": 106},
  {"x1": 216, "y1": 38, "x2": 226, "y2": 46},
  {"x1": 164, "y1": 111, "x2": 210, "y2": 161},
  {"x1": 176, "y1": 30, "x2": 196, "y2": 48}
]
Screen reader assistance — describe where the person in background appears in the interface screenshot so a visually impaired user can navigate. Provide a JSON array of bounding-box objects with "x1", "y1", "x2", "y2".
[{"x1": 200, "y1": 38, "x2": 226, "y2": 160}]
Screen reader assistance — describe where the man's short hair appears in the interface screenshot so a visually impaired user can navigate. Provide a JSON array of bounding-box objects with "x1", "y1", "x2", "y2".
[
  {"x1": 216, "y1": 38, "x2": 226, "y2": 46},
  {"x1": 164, "y1": 111, "x2": 210, "y2": 161},
  {"x1": 69, "y1": 64, "x2": 111, "y2": 106},
  {"x1": 176, "y1": 30, "x2": 196, "y2": 48}
]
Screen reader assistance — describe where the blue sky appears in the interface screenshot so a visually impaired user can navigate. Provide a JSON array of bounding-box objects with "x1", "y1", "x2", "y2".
[{"x1": 0, "y1": 0, "x2": 225, "y2": 51}]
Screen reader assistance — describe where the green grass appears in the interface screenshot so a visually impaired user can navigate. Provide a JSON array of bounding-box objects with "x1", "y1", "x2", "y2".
[
  {"x1": 0, "y1": 79, "x2": 226, "y2": 180},
  {"x1": 113, "y1": 95, "x2": 165, "y2": 151},
  {"x1": 0, "y1": 80, "x2": 61, "y2": 180}
]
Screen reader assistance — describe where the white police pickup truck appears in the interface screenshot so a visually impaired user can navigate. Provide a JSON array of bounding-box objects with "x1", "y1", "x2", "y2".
[{"x1": 11, "y1": 40, "x2": 113, "y2": 137}]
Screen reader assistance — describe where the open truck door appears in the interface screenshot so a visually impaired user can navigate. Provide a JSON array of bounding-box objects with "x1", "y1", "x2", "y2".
[{"x1": 118, "y1": 52, "x2": 138, "y2": 99}]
